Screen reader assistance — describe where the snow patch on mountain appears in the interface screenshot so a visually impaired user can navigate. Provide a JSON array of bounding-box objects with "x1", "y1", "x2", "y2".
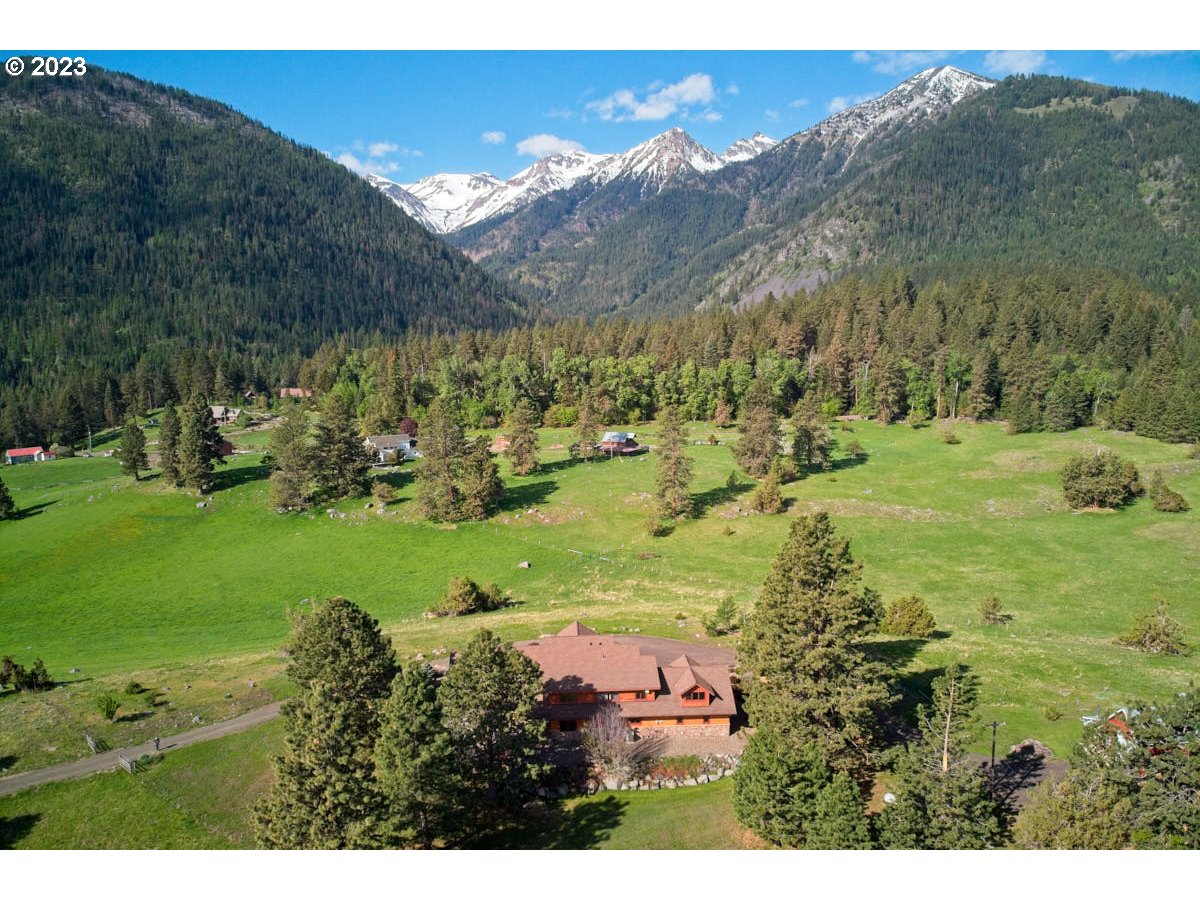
[{"x1": 720, "y1": 132, "x2": 779, "y2": 164}]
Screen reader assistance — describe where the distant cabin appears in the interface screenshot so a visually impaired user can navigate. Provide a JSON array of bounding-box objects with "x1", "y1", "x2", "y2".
[
  {"x1": 278, "y1": 388, "x2": 313, "y2": 399},
  {"x1": 490, "y1": 434, "x2": 512, "y2": 454},
  {"x1": 5, "y1": 446, "x2": 55, "y2": 465},
  {"x1": 599, "y1": 431, "x2": 644, "y2": 456},
  {"x1": 364, "y1": 433, "x2": 420, "y2": 464},
  {"x1": 209, "y1": 405, "x2": 242, "y2": 425}
]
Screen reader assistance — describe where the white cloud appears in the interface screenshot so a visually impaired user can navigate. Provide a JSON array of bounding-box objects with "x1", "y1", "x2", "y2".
[
  {"x1": 789, "y1": 97, "x2": 810, "y2": 108},
  {"x1": 764, "y1": 109, "x2": 780, "y2": 122},
  {"x1": 516, "y1": 133, "x2": 585, "y2": 158},
  {"x1": 1110, "y1": 50, "x2": 1178, "y2": 62},
  {"x1": 331, "y1": 139, "x2": 420, "y2": 176},
  {"x1": 983, "y1": 50, "x2": 1049, "y2": 76},
  {"x1": 336, "y1": 151, "x2": 398, "y2": 176},
  {"x1": 480, "y1": 130, "x2": 506, "y2": 145},
  {"x1": 851, "y1": 50, "x2": 953, "y2": 75},
  {"x1": 827, "y1": 92, "x2": 879, "y2": 114},
  {"x1": 587, "y1": 73, "x2": 719, "y2": 122},
  {"x1": 726, "y1": 83, "x2": 740, "y2": 96},
  {"x1": 367, "y1": 141, "x2": 399, "y2": 158}
]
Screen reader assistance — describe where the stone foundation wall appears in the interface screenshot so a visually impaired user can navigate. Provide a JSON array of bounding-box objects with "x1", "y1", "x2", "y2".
[{"x1": 635, "y1": 723, "x2": 730, "y2": 739}]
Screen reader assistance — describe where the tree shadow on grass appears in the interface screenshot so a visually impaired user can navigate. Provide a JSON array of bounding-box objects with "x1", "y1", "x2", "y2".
[
  {"x1": 212, "y1": 463, "x2": 270, "y2": 493},
  {"x1": 117, "y1": 709, "x2": 154, "y2": 723},
  {"x1": 691, "y1": 480, "x2": 754, "y2": 518},
  {"x1": 0, "y1": 754, "x2": 18, "y2": 770},
  {"x1": 539, "y1": 454, "x2": 613, "y2": 475},
  {"x1": 829, "y1": 453, "x2": 868, "y2": 473},
  {"x1": 497, "y1": 478, "x2": 559, "y2": 512},
  {"x1": 474, "y1": 794, "x2": 628, "y2": 849},
  {"x1": 16, "y1": 500, "x2": 57, "y2": 518},
  {"x1": 0, "y1": 814, "x2": 40, "y2": 849}
]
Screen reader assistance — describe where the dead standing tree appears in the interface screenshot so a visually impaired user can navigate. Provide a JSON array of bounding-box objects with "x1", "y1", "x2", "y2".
[{"x1": 581, "y1": 701, "x2": 663, "y2": 783}]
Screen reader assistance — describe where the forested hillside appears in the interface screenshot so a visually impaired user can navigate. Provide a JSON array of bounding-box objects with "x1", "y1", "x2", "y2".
[
  {"x1": 466, "y1": 76, "x2": 1199, "y2": 318},
  {"x1": 0, "y1": 66, "x2": 529, "y2": 412}
]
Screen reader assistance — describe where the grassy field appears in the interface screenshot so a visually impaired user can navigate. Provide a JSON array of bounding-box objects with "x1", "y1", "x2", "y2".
[{"x1": 2, "y1": 419, "x2": 1198, "y2": 782}]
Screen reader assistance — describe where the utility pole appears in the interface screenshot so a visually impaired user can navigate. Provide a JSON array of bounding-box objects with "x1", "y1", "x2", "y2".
[{"x1": 986, "y1": 720, "x2": 1004, "y2": 794}]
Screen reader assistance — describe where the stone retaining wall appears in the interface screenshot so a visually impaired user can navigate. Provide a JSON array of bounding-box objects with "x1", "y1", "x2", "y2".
[{"x1": 589, "y1": 753, "x2": 741, "y2": 794}]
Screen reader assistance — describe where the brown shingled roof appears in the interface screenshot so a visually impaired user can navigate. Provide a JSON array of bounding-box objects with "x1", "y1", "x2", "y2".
[{"x1": 557, "y1": 621, "x2": 597, "y2": 637}]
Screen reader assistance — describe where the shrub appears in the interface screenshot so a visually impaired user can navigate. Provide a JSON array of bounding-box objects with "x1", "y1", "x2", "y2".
[
  {"x1": 1061, "y1": 451, "x2": 1141, "y2": 509},
  {"x1": 1, "y1": 656, "x2": 53, "y2": 692},
  {"x1": 751, "y1": 471, "x2": 784, "y2": 514},
  {"x1": 648, "y1": 754, "x2": 704, "y2": 781},
  {"x1": 1043, "y1": 706, "x2": 1063, "y2": 721},
  {"x1": 542, "y1": 404, "x2": 578, "y2": 428},
  {"x1": 939, "y1": 425, "x2": 961, "y2": 445},
  {"x1": 96, "y1": 693, "x2": 121, "y2": 721},
  {"x1": 1148, "y1": 471, "x2": 1189, "y2": 513},
  {"x1": 725, "y1": 470, "x2": 739, "y2": 490},
  {"x1": 644, "y1": 510, "x2": 669, "y2": 537},
  {"x1": 979, "y1": 594, "x2": 1007, "y2": 626},
  {"x1": 124, "y1": 681, "x2": 146, "y2": 695},
  {"x1": 770, "y1": 456, "x2": 799, "y2": 485},
  {"x1": 844, "y1": 440, "x2": 865, "y2": 460},
  {"x1": 1118, "y1": 601, "x2": 1189, "y2": 655},
  {"x1": 907, "y1": 410, "x2": 930, "y2": 429},
  {"x1": 371, "y1": 480, "x2": 395, "y2": 505},
  {"x1": 426, "y1": 576, "x2": 507, "y2": 618},
  {"x1": 880, "y1": 595, "x2": 937, "y2": 638},
  {"x1": 704, "y1": 597, "x2": 741, "y2": 637}
]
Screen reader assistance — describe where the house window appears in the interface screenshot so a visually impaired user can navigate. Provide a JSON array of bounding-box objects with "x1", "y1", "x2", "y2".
[
  {"x1": 559, "y1": 720, "x2": 578, "y2": 732},
  {"x1": 684, "y1": 690, "x2": 706, "y2": 701},
  {"x1": 676, "y1": 718, "x2": 684, "y2": 724},
  {"x1": 634, "y1": 690, "x2": 649, "y2": 700},
  {"x1": 598, "y1": 692, "x2": 618, "y2": 701},
  {"x1": 559, "y1": 693, "x2": 576, "y2": 703}
]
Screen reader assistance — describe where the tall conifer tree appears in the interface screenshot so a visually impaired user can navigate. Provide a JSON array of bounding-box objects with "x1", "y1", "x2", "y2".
[
  {"x1": 117, "y1": 418, "x2": 148, "y2": 481},
  {"x1": 269, "y1": 404, "x2": 312, "y2": 511},
  {"x1": 459, "y1": 437, "x2": 504, "y2": 521},
  {"x1": 504, "y1": 399, "x2": 541, "y2": 476},
  {"x1": 739, "y1": 512, "x2": 891, "y2": 773},
  {"x1": 376, "y1": 665, "x2": 462, "y2": 848},
  {"x1": 176, "y1": 396, "x2": 224, "y2": 494},
  {"x1": 158, "y1": 403, "x2": 181, "y2": 486},
  {"x1": 654, "y1": 405, "x2": 693, "y2": 519},
  {"x1": 417, "y1": 395, "x2": 464, "y2": 522},
  {"x1": 310, "y1": 394, "x2": 373, "y2": 501}
]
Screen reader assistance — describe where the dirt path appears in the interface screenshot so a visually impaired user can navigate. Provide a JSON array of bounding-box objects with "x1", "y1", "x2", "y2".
[{"x1": 0, "y1": 701, "x2": 282, "y2": 798}]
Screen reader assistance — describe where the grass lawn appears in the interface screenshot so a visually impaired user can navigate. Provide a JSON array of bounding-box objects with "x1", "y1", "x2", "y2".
[
  {"x1": 478, "y1": 777, "x2": 756, "y2": 849},
  {"x1": 0, "y1": 718, "x2": 283, "y2": 849},
  {"x1": 2, "y1": 419, "x2": 1198, "y2": 779}
]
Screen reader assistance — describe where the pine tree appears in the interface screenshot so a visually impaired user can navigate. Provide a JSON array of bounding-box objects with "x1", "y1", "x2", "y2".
[
  {"x1": 116, "y1": 418, "x2": 147, "y2": 481},
  {"x1": 176, "y1": 396, "x2": 224, "y2": 494},
  {"x1": 375, "y1": 665, "x2": 462, "y2": 848},
  {"x1": 158, "y1": 403, "x2": 181, "y2": 486},
  {"x1": 732, "y1": 725, "x2": 830, "y2": 847},
  {"x1": 268, "y1": 404, "x2": 312, "y2": 511},
  {"x1": 417, "y1": 395, "x2": 464, "y2": 522},
  {"x1": 438, "y1": 629, "x2": 548, "y2": 823},
  {"x1": 573, "y1": 389, "x2": 600, "y2": 461},
  {"x1": 738, "y1": 512, "x2": 891, "y2": 773},
  {"x1": 505, "y1": 399, "x2": 541, "y2": 476},
  {"x1": 310, "y1": 394, "x2": 373, "y2": 502},
  {"x1": 791, "y1": 394, "x2": 834, "y2": 472},
  {"x1": 254, "y1": 681, "x2": 386, "y2": 849},
  {"x1": 804, "y1": 772, "x2": 874, "y2": 849},
  {"x1": 0, "y1": 475, "x2": 17, "y2": 520},
  {"x1": 877, "y1": 663, "x2": 1003, "y2": 849},
  {"x1": 459, "y1": 437, "x2": 504, "y2": 521},
  {"x1": 733, "y1": 382, "x2": 781, "y2": 477},
  {"x1": 654, "y1": 405, "x2": 693, "y2": 519},
  {"x1": 286, "y1": 596, "x2": 397, "y2": 709}
]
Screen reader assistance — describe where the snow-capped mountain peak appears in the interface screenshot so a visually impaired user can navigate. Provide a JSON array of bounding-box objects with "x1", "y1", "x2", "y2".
[
  {"x1": 792, "y1": 65, "x2": 995, "y2": 160},
  {"x1": 594, "y1": 127, "x2": 724, "y2": 187},
  {"x1": 720, "y1": 132, "x2": 779, "y2": 164}
]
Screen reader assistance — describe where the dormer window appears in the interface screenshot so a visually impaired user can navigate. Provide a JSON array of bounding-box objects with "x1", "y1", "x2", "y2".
[{"x1": 684, "y1": 689, "x2": 707, "y2": 701}]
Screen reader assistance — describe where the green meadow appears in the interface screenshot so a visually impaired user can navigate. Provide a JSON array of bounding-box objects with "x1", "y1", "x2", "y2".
[{"x1": 2, "y1": 419, "x2": 1198, "y2": 786}]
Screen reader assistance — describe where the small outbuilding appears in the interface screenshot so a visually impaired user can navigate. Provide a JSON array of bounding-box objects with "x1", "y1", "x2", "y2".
[
  {"x1": 5, "y1": 446, "x2": 55, "y2": 465},
  {"x1": 599, "y1": 431, "x2": 644, "y2": 456}
]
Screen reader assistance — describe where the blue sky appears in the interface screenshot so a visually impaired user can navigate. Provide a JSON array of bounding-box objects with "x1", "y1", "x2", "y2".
[{"x1": 72, "y1": 50, "x2": 1200, "y2": 183}]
